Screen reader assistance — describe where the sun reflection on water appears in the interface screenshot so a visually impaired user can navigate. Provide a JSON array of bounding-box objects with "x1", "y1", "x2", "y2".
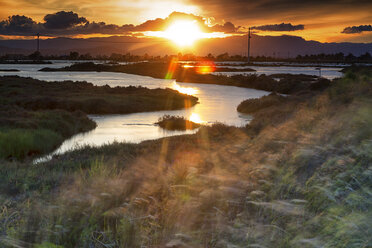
[
  {"x1": 172, "y1": 81, "x2": 198, "y2": 95},
  {"x1": 189, "y1": 112, "x2": 203, "y2": 124},
  {"x1": 196, "y1": 61, "x2": 216, "y2": 74}
]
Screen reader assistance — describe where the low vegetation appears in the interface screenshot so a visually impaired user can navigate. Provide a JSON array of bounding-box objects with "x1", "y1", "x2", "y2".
[
  {"x1": 0, "y1": 69, "x2": 371, "y2": 247},
  {"x1": 0, "y1": 60, "x2": 51, "y2": 64},
  {"x1": 237, "y1": 92, "x2": 288, "y2": 114},
  {"x1": 214, "y1": 67, "x2": 256, "y2": 72},
  {"x1": 0, "y1": 107, "x2": 96, "y2": 160},
  {"x1": 341, "y1": 65, "x2": 372, "y2": 76},
  {"x1": 156, "y1": 115, "x2": 201, "y2": 130},
  {"x1": 270, "y1": 73, "x2": 319, "y2": 81},
  {"x1": 0, "y1": 128, "x2": 63, "y2": 159},
  {"x1": 40, "y1": 62, "x2": 332, "y2": 94}
]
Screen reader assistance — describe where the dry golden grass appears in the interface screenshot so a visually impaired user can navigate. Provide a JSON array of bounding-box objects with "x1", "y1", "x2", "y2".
[{"x1": 1, "y1": 70, "x2": 372, "y2": 247}]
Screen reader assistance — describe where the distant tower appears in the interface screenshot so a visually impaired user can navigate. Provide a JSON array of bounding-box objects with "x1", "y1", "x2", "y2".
[
  {"x1": 36, "y1": 33, "x2": 40, "y2": 52},
  {"x1": 247, "y1": 27, "x2": 251, "y2": 63}
]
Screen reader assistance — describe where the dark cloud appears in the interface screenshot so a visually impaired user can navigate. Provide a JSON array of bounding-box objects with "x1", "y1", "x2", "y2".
[
  {"x1": 0, "y1": 11, "x2": 240, "y2": 37},
  {"x1": 0, "y1": 11, "x2": 134, "y2": 36},
  {"x1": 43, "y1": 11, "x2": 87, "y2": 29},
  {"x1": 252, "y1": 23, "x2": 304, "y2": 32},
  {"x1": 0, "y1": 15, "x2": 42, "y2": 35},
  {"x1": 70, "y1": 22, "x2": 134, "y2": 35},
  {"x1": 209, "y1": 21, "x2": 239, "y2": 33},
  {"x1": 342, "y1": 25, "x2": 372, "y2": 34}
]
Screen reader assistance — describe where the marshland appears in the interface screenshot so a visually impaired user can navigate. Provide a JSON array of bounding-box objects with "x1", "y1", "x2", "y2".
[{"x1": 1, "y1": 55, "x2": 371, "y2": 248}]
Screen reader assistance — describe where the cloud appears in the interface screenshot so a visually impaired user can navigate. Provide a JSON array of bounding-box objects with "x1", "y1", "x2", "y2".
[
  {"x1": 0, "y1": 11, "x2": 135, "y2": 36},
  {"x1": 342, "y1": 25, "x2": 372, "y2": 34},
  {"x1": 209, "y1": 21, "x2": 239, "y2": 33},
  {"x1": 252, "y1": 23, "x2": 304, "y2": 32},
  {"x1": 0, "y1": 11, "x2": 240, "y2": 37},
  {"x1": 133, "y1": 12, "x2": 206, "y2": 32},
  {"x1": 132, "y1": 11, "x2": 239, "y2": 33},
  {"x1": 43, "y1": 11, "x2": 87, "y2": 29},
  {"x1": 133, "y1": 18, "x2": 167, "y2": 32},
  {"x1": 0, "y1": 15, "x2": 43, "y2": 35}
]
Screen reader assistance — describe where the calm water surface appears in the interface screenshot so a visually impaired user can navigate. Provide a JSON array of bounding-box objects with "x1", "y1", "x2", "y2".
[{"x1": 212, "y1": 66, "x2": 343, "y2": 79}]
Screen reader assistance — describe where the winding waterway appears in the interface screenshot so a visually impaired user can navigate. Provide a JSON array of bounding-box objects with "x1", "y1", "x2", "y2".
[{"x1": 0, "y1": 61, "x2": 343, "y2": 160}]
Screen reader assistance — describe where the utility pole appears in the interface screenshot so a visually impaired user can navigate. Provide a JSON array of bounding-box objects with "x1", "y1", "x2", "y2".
[
  {"x1": 36, "y1": 33, "x2": 40, "y2": 52},
  {"x1": 316, "y1": 67, "x2": 321, "y2": 77},
  {"x1": 247, "y1": 27, "x2": 251, "y2": 63}
]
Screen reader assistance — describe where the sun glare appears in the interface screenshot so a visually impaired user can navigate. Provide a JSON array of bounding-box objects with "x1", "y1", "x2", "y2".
[
  {"x1": 189, "y1": 113, "x2": 203, "y2": 124},
  {"x1": 172, "y1": 81, "x2": 198, "y2": 95},
  {"x1": 164, "y1": 20, "x2": 204, "y2": 46},
  {"x1": 144, "y1": 20, "x2": 231, "y2": 46}
]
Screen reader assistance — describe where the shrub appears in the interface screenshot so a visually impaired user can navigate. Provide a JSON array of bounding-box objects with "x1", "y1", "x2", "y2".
[
  {"x1": 237, "y1": 93, "x2": 287, "y2": 114},
  {"x1": 156, "y1": 115, "x2": 200, "y2": 131}
]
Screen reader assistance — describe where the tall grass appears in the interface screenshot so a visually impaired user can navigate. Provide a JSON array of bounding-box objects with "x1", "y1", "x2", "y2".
[
  {"x1": 0, "y1": 128, "x2": 62, "y2": 159},
  {"x1": 0, "y1": 70, "x2": 371, "y2": 247}
]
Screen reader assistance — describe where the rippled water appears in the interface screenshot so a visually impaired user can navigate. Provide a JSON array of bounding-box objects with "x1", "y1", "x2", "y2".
[{"x1": 0, "y1": 61, "x2": 343, "y2": 160}]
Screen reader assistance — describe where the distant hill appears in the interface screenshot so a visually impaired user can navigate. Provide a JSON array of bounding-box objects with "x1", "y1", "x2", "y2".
[{"x1": 0, "y1": 35, "x2": 371, "y2": 57}]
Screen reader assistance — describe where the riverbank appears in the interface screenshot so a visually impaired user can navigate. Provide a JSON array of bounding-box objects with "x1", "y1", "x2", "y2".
[
  {"x1": 40, "y1": 62, "x2": 332, "y2": 94},
  {"x1": 0, "y1": 68, "x2": 371, "y2": 247},
  {"x1": 0, "y1": 76, "x2": 198, "y2": 159}
]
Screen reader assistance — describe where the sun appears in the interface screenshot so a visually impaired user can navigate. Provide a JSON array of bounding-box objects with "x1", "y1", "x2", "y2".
[
  {"x1": 164, "y1": 20, "x2": 204, "y2": 46},
  {"x1": 144, "y1": 19, "x2": 231, "y2": 46}
]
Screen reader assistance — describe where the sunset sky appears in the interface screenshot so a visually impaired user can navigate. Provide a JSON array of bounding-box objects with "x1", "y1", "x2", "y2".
[{"x1": 0, "y1": 0, "x2": 372, "y2": 43}]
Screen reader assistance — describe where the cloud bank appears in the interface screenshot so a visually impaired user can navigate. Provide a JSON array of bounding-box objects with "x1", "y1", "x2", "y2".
[
  {"x1": 252, "y1": 23, "x2": 304, "y2": 32},
  {"x1": 0, "y1": 11, "x2": 135, "y2": 36},
  {"x1": 0, "y1": 11, "x2": 239, "y2": 37},
  {"x1": 342, "y1": 25, "x2": 372, "y2": 34}
]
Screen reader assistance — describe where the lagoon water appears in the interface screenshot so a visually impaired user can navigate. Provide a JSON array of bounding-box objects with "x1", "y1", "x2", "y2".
[
  {"x1": 0, "y1": 61, "x2": 343, "y2": 159},
  {"x1": 213, "y1": 66, "x2": 343, "y2": 80}
]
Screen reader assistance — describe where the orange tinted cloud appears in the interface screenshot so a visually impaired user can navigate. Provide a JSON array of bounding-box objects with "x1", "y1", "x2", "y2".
[
  {"x1": 0, "y1": 10, "x2": 239, "y2": 38},
  {"x1": 0, "y1": 0, "x2": 371, "y2": 42}
]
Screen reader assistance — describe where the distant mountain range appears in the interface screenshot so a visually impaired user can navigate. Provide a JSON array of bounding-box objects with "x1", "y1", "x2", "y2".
[{"x1": 0, "y1": 35, "x2": 371, "y2": 57}]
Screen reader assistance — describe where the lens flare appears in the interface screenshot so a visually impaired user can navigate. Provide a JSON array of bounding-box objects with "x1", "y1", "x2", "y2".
[
  {"x1": 165, "y1": 58, "x2": 178, "y2": 79},
  {"x1": 195, "y1": 61, "x2": 216, "y2": 74}
]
